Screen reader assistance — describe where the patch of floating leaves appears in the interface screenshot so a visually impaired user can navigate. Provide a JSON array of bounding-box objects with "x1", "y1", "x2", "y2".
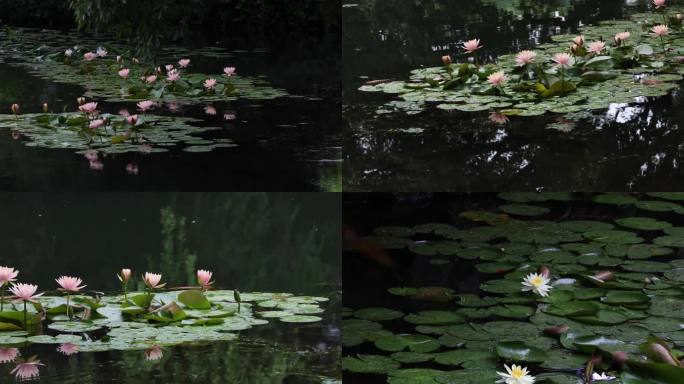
[
  {"x1": 0, "y1": 112, "x2": 235, "y2": 154},
  {"x1": 360, "y1": 8, "x2": 684, "y2": 118},
  {"x1": 0, "y1": 290, "x2": 328, "y2": 351},
  {"x1": 343, "y1": 192, "x2": 684, "y2": 383}
]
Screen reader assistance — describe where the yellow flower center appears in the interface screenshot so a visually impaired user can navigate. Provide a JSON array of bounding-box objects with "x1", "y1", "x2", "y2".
[
  {"x1": 531, "y1": 276, "x2": 544, "y2": 287},
  {"x1": 511, "y1": 366, "x2": 525, "y2": 379}
]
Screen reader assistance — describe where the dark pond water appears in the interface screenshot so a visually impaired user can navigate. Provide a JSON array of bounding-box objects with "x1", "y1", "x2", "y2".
[
  {"x1": 0, "y1": 24, "x2": 341, "y2": 192},
  {"x1": 343, "y1": 0, "x2": 684, "y2": 191},
  {"x1": 0, "y1": 192, "x2": 341, "y2": 383}
]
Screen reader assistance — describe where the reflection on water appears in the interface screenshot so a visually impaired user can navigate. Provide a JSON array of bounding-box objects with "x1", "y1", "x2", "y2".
[
  {"x1": 0, "y1": 193, "x2": 341, "y2": 382},
  {"x1": 342, "y1": 0, "x2": 684, "y2": 191}
]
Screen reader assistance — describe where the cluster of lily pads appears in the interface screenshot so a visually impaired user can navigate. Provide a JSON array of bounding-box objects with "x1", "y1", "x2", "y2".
[
  {"x1": 0, "y1": 27, "x2": 287, "y2": 104},
  {"x1": 0, "y1": 266, "x2": 328, "y2": 380},
  {"x1": 343, "y1": 192, "x2": 684, "y2": 384},
  {"x1": 360, "y1": 3, "x2": 684, "y2": 117}
]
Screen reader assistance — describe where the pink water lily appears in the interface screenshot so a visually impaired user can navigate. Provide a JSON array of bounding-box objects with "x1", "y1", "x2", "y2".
[
  {"x1": 167, "y1": 69, "x2": 180, "y2": 82},
  {"x1": 223, "y1": 112, "x2": 236, "y2": 121},
  {"x1": 56, "y1": 276, "x2": 86, "y2": 292},
  {"x1": 653, "y1": 0, "x2": 666, "y2": 8},
  {"x1": 489, "y1": 112, "x2": 509, "y2": 125},
  {"x1": 57, "y1": 343, "x2": 79, "y2": 356},
  {"x1": 178, "y1": 58, "x2": 191, "y2": 68},
  {"x1": 515, "y1": 50, "x2": 537, "y2": 66},
  {"x1": 89, "y1": 160, "x2": 104, "y2": 171},
  {"x1": 587, "y1": 40, "x2": 606, "y2": 54},
  {"x1": 204, "y1": 78, "x2": 217, "y2": 89},
  {"x1": 0, "y1": 348, "x2": 19, "y2": 363},
  {"x1": 146, "y1": 75, "x2": 157, "y2": 83},
  {"x1": 118, "y1": 268, "x2": 132, "y2": 282},
  {"x1": 223, "y1": 67, "x2": 236, "y2": 77},
  {"x1": 126, "y1": 163, "x2": 139, "y2": 175},
  {"x1": 552, "y1": 52, "x2": 574, "y2": 68},
  {"x1": 89, "y1": 119, "x2": 104, "y2": 129},
  {"x1": 197, "y1": 269, "x2": 215, "y2": 289},
  {"x1": 64, "y1": 49, "x2": 73, "y2": 57},
  {"x1": 84, "y1": 150, "x2": 98, "y2": 162},
  {"x1": 125, "y1": 115, "x2": 139, "y2": 125},
  {"x1": 83, "y1": 52, "x2": 97, "y2": 61},
  {"x1": 145, "y1": 346, "x2": 163, "y2": 361},
  {"x1": 487, "y1": 71, "x2": 507, "y2": 87},
  {"x1": 96, "y1": 47, "x2": 107, "y2": 57},
  {"x1": 204, "y1": 105, "x2": 217, "y2": 115},
  {"x1": 614, "y1": 32, "x2": 631, "y2": 44},
  {"x1": 11, "y1": 360, "x2": 44, "y2": 380},
  {"x1": 165, "y1": 64, "x2": 174, "y2": 71},
  {"x1": 143, "y1": 272, "x2": 165, "y2": 289},
  {"x1": 462, "y1": 38, "x2": 482, "y2": 53},
  {"x1": 573, "y1": 35, "x2": 584, "y2": 46},
  {"x1": 118, "y1": 68, "x2": 130, "y2": 79},
  {"x1": 0, "y1": 266, "x2": 18, "y2": 286},
  {"x1": 653, "y1": 24, "x2": 670, "y2": 36},
  {"x1": 79, "y1": 102, "x2": 98, "y2": 114},
  {"x1": 9, "y1": 283, "x2": 42, "y2": 302},
  {"x1": 137, "y1": 100, "x2": 155, "y2": 112}
]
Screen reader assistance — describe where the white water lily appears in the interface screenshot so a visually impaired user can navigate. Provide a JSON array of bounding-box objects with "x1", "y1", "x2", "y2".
[
  {"x1": 521, "y1": 272, "x2": 552, "y2": 297},
  {"x1": 496, "y1": 364, "x2": 535, "y2": 384},
  {"x1": 592, "y1": 372, "x2": 616, "y2": 381}
]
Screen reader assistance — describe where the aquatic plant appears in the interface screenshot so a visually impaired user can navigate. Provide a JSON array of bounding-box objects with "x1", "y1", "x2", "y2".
[
  {"x1": 360, "y1": 7, "x2": 684, "y2": 117},
  {"x1": 0, "y1": 267, "x2": 19, "y2": 312},
  {"x1": 55, "y1": 276, "x2": 86, "y2": 321},
  {"x1": 8, "y1": 283, "x2": 42, "y2": 330}
]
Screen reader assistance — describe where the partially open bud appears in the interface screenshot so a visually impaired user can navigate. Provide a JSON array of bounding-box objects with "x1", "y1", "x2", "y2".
[
  {"x1": 42, "y1": 103, "x2": 49, "y2": 113},
  {"x1": 645, "y1": 343, "x2": 679, "y2": 366},
  {"x1": 612, "y1": 351, "x2": 629, "y2": 368},
  {"x1": 574, "y1": 35, "x2": 584, "y2": 46},
  {"x1": 677, "y1": 13, "x2": 683, "y2": 21},
  {"x1": 77, "y1": 97, "x2": 86, "y2": 105},
  {"x1": 538, "y1": 265, "x2": 551, "y2": 279},
  {"x1": 10, "y1": 103, "x2": 19, "y2": 115},
  {"x1": 442, "y1": 55, "x2": 452, "y2": 66},
  {"x1": 116, "y1": 55, "x2": 123, "y2": 64},
  {"x1": 544, "y1": 324, "x2": 570, "y2": 336},
  {"x1": 593, "y1": 270, "x2": 614, "y2": 282},
  {"x1": 571, "y1": 43, "x2": 580, "y2": 55}
]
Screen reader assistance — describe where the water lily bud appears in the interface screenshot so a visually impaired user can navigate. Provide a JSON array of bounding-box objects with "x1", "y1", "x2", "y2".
[
  {"x1": 612, "y1": 351, "x2": 628, "y2": 368},
  {"x1": 543, "y1": 324, "x2": 569, "y2": 336},
  {"x1": 10, "y1": 104, "x2": 19, "y2": 114},
  {"x1": 571, "y1": 43, "x2": 580, "y2": 55},
  {"x1": 593, "y1": 270, "x2": 614, "y2": 282},
  {"x1": 678, "y1": 13, "x2": 683, "y2": 21},
  {"x1": 77, "y1": 97, "x2": 86, "y2": 105},
  {"x1": 116, "y1": 55, "x2": 123, "y2": 64},
  {"x1": 442, "y1": 55, "x2": 452, "y2": 66},
  {"x1": 538, "y1": 265, "x2": 551, "y2": 279},
  {"x1": 132, "y1": 57, "x2": 140, "y2": 64},
  {"x1": 42, "y1": 103, "x2": 48, "y2": 113}
]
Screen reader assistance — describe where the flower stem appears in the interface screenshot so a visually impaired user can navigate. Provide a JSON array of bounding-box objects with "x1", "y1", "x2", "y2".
[
  {"x1": 560, "y1": 66, "x2": 565, "y2": 96},
  {"x1": 1, "y1": 286, "x2": 4, "y2": 312},
  {"x1": 23, "y1": 301, "x2": 27, "y2": 330},
  {"x1": 67, "y1": 294, "x2": 71, "y2": 321}
]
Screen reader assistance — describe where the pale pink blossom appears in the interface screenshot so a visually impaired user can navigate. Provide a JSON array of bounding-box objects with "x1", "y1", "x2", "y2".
[
  {"x1": 64, "y1": 49, "x2": 73, "y2": 57},
  {"x1": 223, "y1": 112, "x2": 236, "y2": 121},
  {"x1": 204, "y1": 105, "x2": 217, "y2": 115},
  {"x1": 10, "y1": 360, "x2": 44, "y2": 380},
  {"x1": 96, "y1": 47, "x2": 107, "y2": 57},
  {"x1": 487, "y1": 71, "x2": 507, "y2": 87},
  {"x1": 9, "y1": 283, "x2": 42, "y2": 302},
  {"x1": 125, "y1": 115, "x2": 139, "y2": 125},
  {"x1": 178, "y1": 59, "x2": 191, "y2": 68},
  {"x1": 515, "y1": 50, "x2": 537, "y2": 66},
  {"x1": 145, "y1": 346, "x2": 163, "y2": 361},
  {"x1": 143, "y1": 272, "x2": 165, "y2": 289},
  {"x1": 223, "y1": 67, "x2": 236, "y2": 76},
  {"x1": 203, "y1": 78, "x2": 217, "y2": 90},
  {"x1": 89, "y1": 160, "x2": 104, "y2": 171},
  {"x1": 653, "y1": 0, "x2": 666, "y2": 9},
  {"x1": 118, "y1": 268, "x2": 132, "y2": 282},
  {"x1": 57, "y1": 343, "x2": 79, "y2": 356},
  {"x1": 462, "y1": 38, "x2": 483, "y2": 53},
  {"x1": 137, "y1": 100, "x2": 155, "y2": 112},
  {"x1": 83, "y1": 52, "x2": 97, "y2": 61},
  {"x1": 552, "y1": 52, "x2": 574, "y2": 68},
  {"x1": 653, "y1": 24, "x2": 670, "y2": 36},
  {"x1": 165, "y1": 64, "x2": 174, "y2": 71},
  {"x1": 167, "y1": 69, "x2": 180, "y2": 82},
  {"x1": 614, "y1": 32, "x2": 631, "y2": 44},
  {"x1": 0, "y1": 266, "x2": 18, "y2": 286},
  {"x1": 89, "y1": 119, "x2": 104, "y2": 129},
  {"x1": 587, "y1": 40, "x2": 606, "y2": 54},
  {"x1": 79, "y1": 102, "x2": 98, "y2": 114},
  {"x1": 489, "y1": 112, "x2": 509, "y2": 125},
  {"x1": 197, "y1": 269, "x2": 214, "y2": 288},
  {"x1": 118, "y1": 68, "x2": 130, "y2": 79},
  {"x1": 146, "y1": 75, "x2": 157, "y2": 84},
  {"x1": 56, "y1": 276, "x2": 86, "y2": 292},
  {"x1": 0, "y1": 348, "x2": 19, "y2": 363}
]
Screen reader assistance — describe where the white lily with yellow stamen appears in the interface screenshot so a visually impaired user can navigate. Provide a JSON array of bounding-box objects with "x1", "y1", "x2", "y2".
[
  {"x1": 521, "y1": 272, "x2": 552, "y2": 297},
  {"x1": 496, "y1": 364, "x2": 535, "y2": 384}
]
